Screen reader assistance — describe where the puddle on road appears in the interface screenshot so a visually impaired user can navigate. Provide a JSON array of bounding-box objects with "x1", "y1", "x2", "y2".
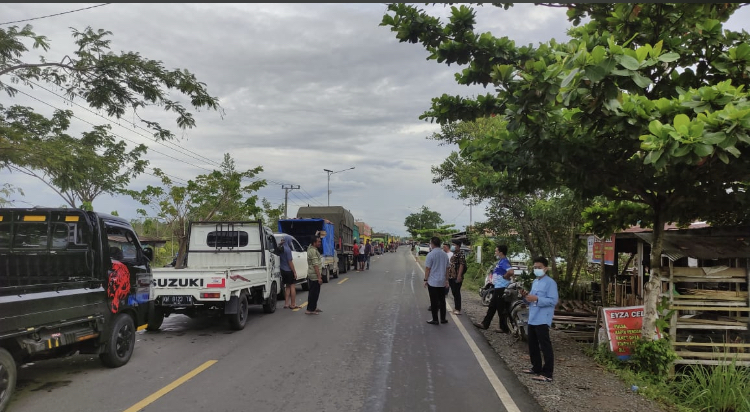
[{"x1": 31, "y1": 380, "x2": 72, "y2": 392}]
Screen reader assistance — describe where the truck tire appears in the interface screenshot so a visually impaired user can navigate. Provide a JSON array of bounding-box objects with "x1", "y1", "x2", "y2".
[
  {"x1": 332, "y1": 266, "x2": 339, "y2": 279},
  {"x1": 0, "y1": 347, "x2": 16, "y2": 412},
  {"x1": 322, "y1": 268, "x2": 329, "y2": 284},
  {"x1": 228, "y1": 292, "x2": 248, "y2": 330},
  {"x1": 146, "y1": 305, "x2": 165, "y2": 331},
  {"x1": 339, "y1": 258, "x2": 347, "y2": 274},
  {"x1": 301, "y1": 279, "x2": 310, "y2": 291},
  {"x1": 263, "y1": 283, "x2": 277, "y2": 314},
  {"x1": 99, "y1": 314, "x2": 136, "y2": 368}
]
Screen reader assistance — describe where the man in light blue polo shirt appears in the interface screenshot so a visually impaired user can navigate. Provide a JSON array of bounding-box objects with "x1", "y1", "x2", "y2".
[
  {"x1": 521, "y1": 256, "x2": 559, "y2": 383},
  {"x1": 423, "y1": 236, "x2": 449, "y2": 325}
]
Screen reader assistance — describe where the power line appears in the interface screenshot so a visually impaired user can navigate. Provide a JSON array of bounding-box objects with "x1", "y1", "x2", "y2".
[
  {"x1": 14, "y1": 87, "x2": 216, "y2": 175},
  {"x1": 0, "y1": 4, "x2": 111, "y2": 26},
  {"x1": 26, "y1": 80, "x2": 222, "y2": 169}
]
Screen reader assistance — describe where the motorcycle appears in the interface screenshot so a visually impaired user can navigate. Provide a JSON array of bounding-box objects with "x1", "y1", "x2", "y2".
[
  {"x1": 502, "y1": 281, "x2": 529, "y2": 342},
  {"x1": 479, "y1": 268, "x2": 494, "y2": 306}
]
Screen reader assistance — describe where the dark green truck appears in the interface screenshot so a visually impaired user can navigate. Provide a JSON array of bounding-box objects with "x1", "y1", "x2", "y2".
[{"x1": 0, "y1": 208, "x2": 154, "y2": 412}]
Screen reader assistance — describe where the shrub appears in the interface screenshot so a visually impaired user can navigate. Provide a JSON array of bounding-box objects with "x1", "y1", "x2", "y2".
[{"x1": 628, "y1": 337, "x2": 679, "y2": 380}]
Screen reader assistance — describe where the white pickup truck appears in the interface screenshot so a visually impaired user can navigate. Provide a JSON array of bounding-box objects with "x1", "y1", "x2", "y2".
[{"x1": 147, "y1": 221, "x2": 282, "y2": 331}]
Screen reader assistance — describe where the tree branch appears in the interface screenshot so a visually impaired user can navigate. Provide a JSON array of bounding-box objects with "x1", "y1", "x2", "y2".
[{"x1": 0, "y1": 62, "x2": 84, "y2": 77}]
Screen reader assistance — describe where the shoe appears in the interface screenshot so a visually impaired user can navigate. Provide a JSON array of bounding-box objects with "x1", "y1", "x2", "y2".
[
  {"x1": 283, "y1": 305, "x2": 290, "y2": 309},
  {"x1": 426, "y1": 320, "x2": 439, "y2": 325},
  {"x1": 305, "y1": 311, "x2": 319, "y2": 315},
  {"x1": 453, "y1": 310, "x2": 461, "y2": 315},
  {"x1": 290, "y1": 305, "x2": 301, "y2": 309},
  {"x1": 473, "y1": 322, "x2": 488, "y2": 330},
  {"x1": 440, "y1": 319, "x2": 448, "y2": 324},
  {"x1": 532, "y1": 375, "x2": 553, "y2": 382},
  {"x1": 314, "y1": 309, "x2": 323, "y2": 313},
  {"x1": 522, "y1": 369, "x2": 537, "y2": 374}
]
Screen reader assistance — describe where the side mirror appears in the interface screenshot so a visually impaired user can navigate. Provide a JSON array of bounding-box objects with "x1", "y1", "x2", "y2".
[{"x1": 143, "y1": 248, "x2": 154, "y2": 262}]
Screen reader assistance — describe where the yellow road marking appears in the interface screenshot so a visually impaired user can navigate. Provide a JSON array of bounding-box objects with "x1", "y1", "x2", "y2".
[
  {"x1": 292, "y1": 302, "x2": 308, "y2": 311},
  {"x1": 414, "y1": 263, "x2": 521, "y2": 412},
  {"x1": 337, "y1": 277, "x2": 349, "y2": 284},
  {"x1": 123, "y1": 360, "x2": 217, "y2": 412}
]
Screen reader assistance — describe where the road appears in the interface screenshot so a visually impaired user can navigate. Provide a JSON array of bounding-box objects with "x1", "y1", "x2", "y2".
[{"x1": 8, "y1": 246, "x2": 542, "y2": 412}]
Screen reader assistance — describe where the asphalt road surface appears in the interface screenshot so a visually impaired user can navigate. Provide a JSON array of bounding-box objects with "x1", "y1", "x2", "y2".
[{"x1": 8, "y1": 246, "x2": 543, "y2": 412}]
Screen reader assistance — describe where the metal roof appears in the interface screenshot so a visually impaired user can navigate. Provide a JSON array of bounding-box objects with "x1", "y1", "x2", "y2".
[{"x1": 633, "y1": 226, "x2": 750, "y2": 260}]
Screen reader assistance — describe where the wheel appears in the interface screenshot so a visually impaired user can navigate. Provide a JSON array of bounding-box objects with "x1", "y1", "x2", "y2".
[
  {"x1": 0, "y1": 347, "x2": 17, "y2": 412},
  {"x1": 511, "y1": 305, "x2": 528, "y2": 342},
  {"x1": 263, "y1": 283, "x2": 277, "y2": 314},
  {"x1": 146, "y1": 304, "x2": 164, "y2": 331},
  {"x1": 228, "y1": 292, "x2": 248, "y2": 330},
  {"x1": 322, "y1": 268, "x2": 329, "y2": 283},
  {"x1": 99, "y1": 314, "x2": 136, "y2": 368},
  {"x1": 332, "y1": 268, "x2": 339, "y2": 279},
  {"x1": 339, "y1": 257, "x2": 347, "y2": 274},
  {"x1": 301, "y1": 279, "x2": 310, "y2": 291},
  {"x1": 481, "y1": 290, "x2": 493, "y2": 306}
]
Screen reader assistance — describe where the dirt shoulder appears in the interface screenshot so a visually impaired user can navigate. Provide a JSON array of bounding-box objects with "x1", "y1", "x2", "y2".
[{"x1": 414, "y1": 252, "x2": 670, "y2": 412}]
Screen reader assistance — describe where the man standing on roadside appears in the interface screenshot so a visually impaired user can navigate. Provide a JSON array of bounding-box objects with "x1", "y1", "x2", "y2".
[
  {"x1": 364, "y1": 239, "x2": 373, "y2": 270},
  {"x1": 305, "y1": 235, "x2": 324, "y2": 315},
  {"x1": 448, "y1": 239, "x2": 466, "y2": 315},
  {"x1": 521, "y1": 257, "x2": 558, "y2": 383},
  {"x1": 473, "y1": 244, "x2": 514, "y2": 332},
  {"x1": 279, "y1": 234, "x2": 299, "y2": 309},
  {"x1": 424, "y1": 236, "x2": 449, "y2": 325}
]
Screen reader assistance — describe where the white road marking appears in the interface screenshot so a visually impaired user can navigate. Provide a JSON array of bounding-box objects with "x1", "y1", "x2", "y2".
[{"x1": 414, "y1": 261, "x2": 522, "y2": 412}]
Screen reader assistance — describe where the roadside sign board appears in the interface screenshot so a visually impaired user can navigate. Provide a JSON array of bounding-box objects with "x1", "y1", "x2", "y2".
[
  {"x1": 590, "y1": 235, "x2": 615, "y2": 265},
  {"x1": 601, "y1": 305, "x2": 646, "y2": 359}
]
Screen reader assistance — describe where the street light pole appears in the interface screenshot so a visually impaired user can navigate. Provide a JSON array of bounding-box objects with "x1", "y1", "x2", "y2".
[{"x1": 324, "y1": 167, "x2": 355, "y2": 206}]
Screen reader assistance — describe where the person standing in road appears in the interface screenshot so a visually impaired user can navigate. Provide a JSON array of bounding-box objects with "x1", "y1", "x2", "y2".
[
  {"x1": 279, "y1": 235, "x2": 300, "y2": 309},
  {"x1": 448, "y1": 239, "x2": 467, "y2": 315},
  {"x1": 353, "y1": 239, "x2": 361, "y2": 272},
  {"x1": 521, "y1": 257, "x2": 558, "y2": 383},
  {"x1": 473, "y1": 244, "x2": 514, "y2": 332},
  {"x1": 364, "y1": 239, "x2": 373, "y2": 270},
  {"x1": 305, "y1": 235, "x2": 324, "y2": 315},
  {"x1": 429, "y1": 241, "x2": 452, "y2": 311},
  {"x1": 423, "y1": 236, "x2": 449, "y2": 325}
]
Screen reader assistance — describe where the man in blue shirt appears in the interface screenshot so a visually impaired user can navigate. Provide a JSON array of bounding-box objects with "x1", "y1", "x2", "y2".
[
  {"x1": 521, "y1": 256, "x2": 559, "y2": 383},
  {"x1": 474, "y1": 244, "x2": 514, "y2": 332}
]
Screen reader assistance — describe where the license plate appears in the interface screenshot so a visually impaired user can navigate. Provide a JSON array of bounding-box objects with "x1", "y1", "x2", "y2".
[{"x1": 161, "y1": 295, "x2": 193, "y2": 306}]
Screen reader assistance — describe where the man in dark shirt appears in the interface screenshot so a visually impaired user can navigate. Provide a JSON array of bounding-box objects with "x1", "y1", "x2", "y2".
[{"x1": 364, "y1": 239, "x2": 373, "y2": 270}]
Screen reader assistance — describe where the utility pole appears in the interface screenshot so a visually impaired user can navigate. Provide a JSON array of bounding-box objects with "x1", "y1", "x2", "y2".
[{"x1": 282, "y1": 184, "x2": 300, "y2": 218}]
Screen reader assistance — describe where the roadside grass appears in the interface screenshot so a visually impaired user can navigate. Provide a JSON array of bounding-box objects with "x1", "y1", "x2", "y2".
[{"x1": 586, "y1": 343, "x2": 750, "y2": 412}]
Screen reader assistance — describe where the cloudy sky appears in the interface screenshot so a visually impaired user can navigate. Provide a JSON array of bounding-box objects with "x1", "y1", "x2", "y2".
[{"x1": 3, "y1": 4, "x2": 750, "y2": 236}]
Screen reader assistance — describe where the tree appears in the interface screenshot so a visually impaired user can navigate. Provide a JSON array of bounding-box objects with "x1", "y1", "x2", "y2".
[
  {"x1": 0, "y1": 183, "x2": 23, "y2": 206},
  {"x1": 1, "y1": 25, "x2": 220, "y2": 142},
  {"x1": 1, "y1": 105, "x2": 147, "y2": 209},
  {"x1": 260, "y1": 198, "x2": 285, "y2": 232},
  {"x1": 382, "y1": 3, "x2": 750, "y2": 337},
  {"x1": 404, "y1": 206, "x2": 445, "y2": 239},
  {"x1": 127, "y1": 154, "x2": 266, "y2": 268}
]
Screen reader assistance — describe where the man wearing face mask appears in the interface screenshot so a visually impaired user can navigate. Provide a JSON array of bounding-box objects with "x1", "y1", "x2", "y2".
[
  {"x1": 521, "y1": 257, "x2": 559, "y2": 383},
  {"x1": 473, "y1": 244, "x2": 514, "y2": 332}
]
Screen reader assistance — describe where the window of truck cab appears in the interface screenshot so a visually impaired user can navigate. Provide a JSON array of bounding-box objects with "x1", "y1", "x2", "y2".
[
  {"x1": 207, "y1": 230, "x2": 249, "y2": 248},
  {"x1": 106, "y1": 224, "x2": 141, "y2": 262}
]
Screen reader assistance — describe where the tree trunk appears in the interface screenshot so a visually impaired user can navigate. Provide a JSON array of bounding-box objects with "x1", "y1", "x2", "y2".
[{"x1": 642, "y1": 211, "x2": 664, "y2": 339}]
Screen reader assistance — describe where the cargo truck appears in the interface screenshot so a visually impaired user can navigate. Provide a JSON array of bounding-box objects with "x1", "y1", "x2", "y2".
[
  {"x1": 0, "y1": 208, "x2": 154, "y2": 412},
  {"x1": 295, "y1": 206, "x2": 355, "y2": 274},
  {"x1": 277, "y1": 218, "x2": 338, "y2": 283}
]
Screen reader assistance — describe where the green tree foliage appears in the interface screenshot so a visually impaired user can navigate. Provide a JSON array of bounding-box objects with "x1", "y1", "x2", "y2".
[
  {"x1": 0, "y1": 25, "x2": 220, "y2": 141},
  {"x1": 1, "y1": 105, "x2": 147, "y2": 208},
  {"x1": 404, "y1": 206, "x2": 445, "y2": 239},
  {"x1": 127, "y1": 154, "x2": 265, "y2": 268},
  {"x1": 260, "y1": 198, "x2": 285, "y2": 232},
  {"x1": 0, "y1": 183, "x2": 23, "y2": 206},
  {"x1": 382, "y1": 2, "x2": 750, "y2": 338}
]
